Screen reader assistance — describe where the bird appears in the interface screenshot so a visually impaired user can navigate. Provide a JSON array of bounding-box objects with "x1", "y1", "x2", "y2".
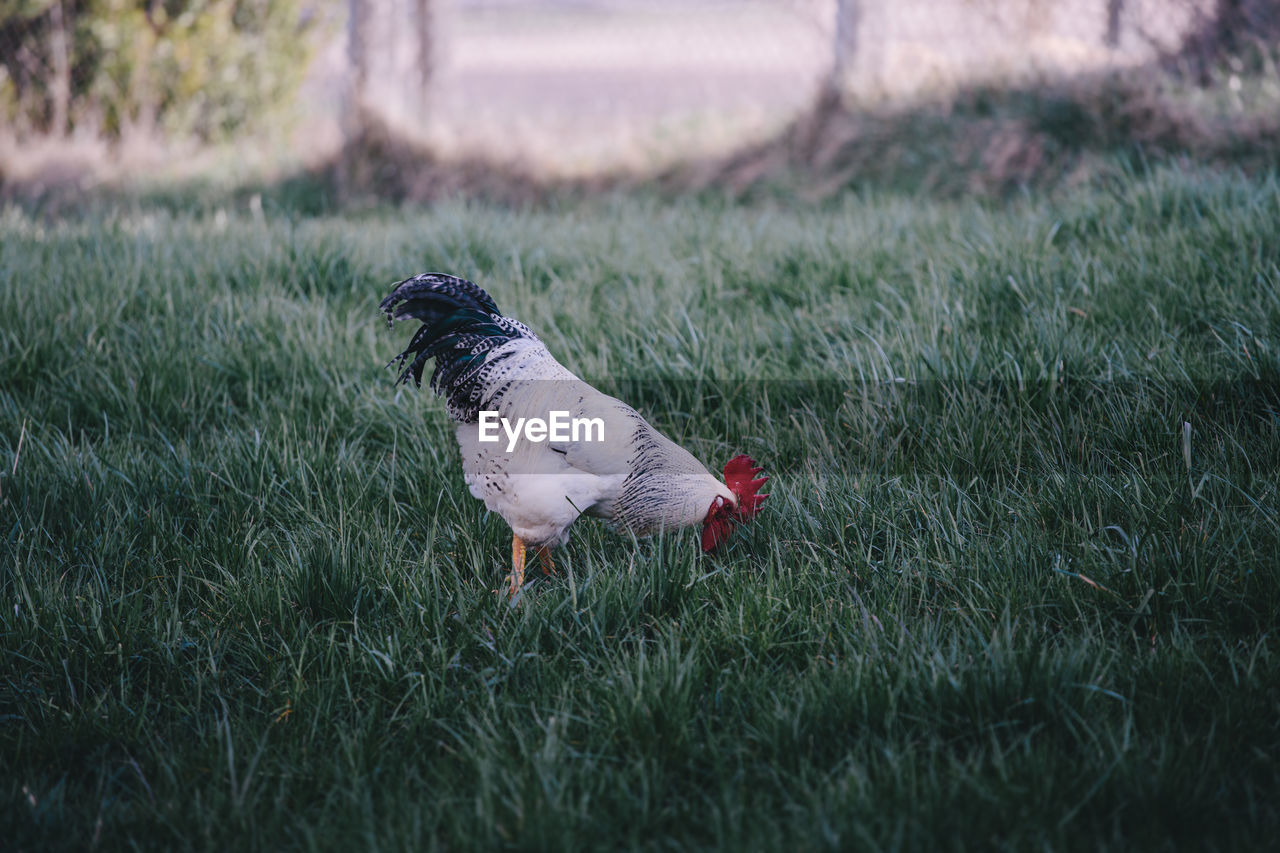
[{"x1": 379, "y1": 272, "x2": 768, "y2": 597}]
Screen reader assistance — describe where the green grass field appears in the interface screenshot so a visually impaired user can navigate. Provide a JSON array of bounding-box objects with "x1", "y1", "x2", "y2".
[{"x1": 3, "y1": 166, "x2": 1278, "y2": 850}]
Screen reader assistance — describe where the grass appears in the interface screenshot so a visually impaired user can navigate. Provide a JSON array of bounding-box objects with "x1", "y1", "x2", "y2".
[{"x1": 2, "y1": 164, "x2": 1279, "y2": 850}]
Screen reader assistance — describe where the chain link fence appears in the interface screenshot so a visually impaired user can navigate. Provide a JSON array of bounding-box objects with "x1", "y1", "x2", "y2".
[{"x1": 1, "y1": 0, "x2": 1272, "y2": 177}]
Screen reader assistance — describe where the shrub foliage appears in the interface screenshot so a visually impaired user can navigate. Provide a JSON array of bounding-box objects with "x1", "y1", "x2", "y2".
[{"x1": 0, "y1": 0, "x2": 316, "y2": 140}]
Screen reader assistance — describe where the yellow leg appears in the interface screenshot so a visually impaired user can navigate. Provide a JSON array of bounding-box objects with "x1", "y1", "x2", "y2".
[
  {"x1": 507, "y1": 534, "x2": 527, "y2": 599},
  {"x1": 534, "y1": 546, "x2": 556, "y2": 576}
]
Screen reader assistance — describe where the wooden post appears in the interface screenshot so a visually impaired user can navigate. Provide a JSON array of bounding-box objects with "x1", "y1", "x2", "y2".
[
  {"x1": 831, "y1": 0, "x2": 859, "y2": 89},
  {"x1": 339, "y1": 0, "x2": 371, "y2": 198},
  {"x1": 48, "y1": 0, "x2": 71, "y2": 136},
  {"x1": 414, "y1": 0, "x2": 433, "y2": 115},
  {"x1": 1105, "y1": 0, "x2": 1124, "y2": 48}
]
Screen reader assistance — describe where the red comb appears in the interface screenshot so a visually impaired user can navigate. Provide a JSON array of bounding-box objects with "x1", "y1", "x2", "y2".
[{"x1": 723, "y1": 454, "x2": 769, "y2": 521}]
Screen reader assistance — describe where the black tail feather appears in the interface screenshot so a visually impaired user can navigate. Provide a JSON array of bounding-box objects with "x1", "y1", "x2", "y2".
[
  {"x1": 380, "y1": 273, "x2": 537, "y2": 418},
  {"x1": 380, "y1": 273, "x2": 500, "y2": 328}
]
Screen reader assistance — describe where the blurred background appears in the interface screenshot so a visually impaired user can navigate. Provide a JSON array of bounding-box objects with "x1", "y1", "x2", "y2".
[{"x1": 2, "y1": 0, "x2": 1277, "y2": 202}]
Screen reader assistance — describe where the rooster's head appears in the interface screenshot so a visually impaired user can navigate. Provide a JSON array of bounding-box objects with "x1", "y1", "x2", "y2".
[{"x1": 701, "y1": 455, "x2": 770, "y2": 552}]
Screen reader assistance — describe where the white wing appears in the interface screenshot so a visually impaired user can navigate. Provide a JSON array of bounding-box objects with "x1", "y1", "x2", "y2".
[{"x1": 454, "y1": 341, "x2": 633, "y2": 546}]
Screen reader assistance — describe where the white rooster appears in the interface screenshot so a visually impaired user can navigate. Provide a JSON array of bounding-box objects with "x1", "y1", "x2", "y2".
[{"x1": 380, "y1": 273, "x2": 768, "y2": 596}]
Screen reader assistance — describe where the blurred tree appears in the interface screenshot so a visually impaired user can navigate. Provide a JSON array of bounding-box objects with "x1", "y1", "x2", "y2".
[{"x1": 0, "y1": 0, "x2": 318, "y2": 141}]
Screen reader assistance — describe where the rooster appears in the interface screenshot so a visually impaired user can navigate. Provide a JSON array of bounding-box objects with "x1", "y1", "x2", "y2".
[{"x1": 380, "y1": 273, "x2": 768, "y2": 596}]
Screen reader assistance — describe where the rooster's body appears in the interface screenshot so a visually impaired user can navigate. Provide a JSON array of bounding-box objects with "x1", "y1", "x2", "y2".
[{"x1": 380, "y1": 273, "x2": 766, "y2": 594}]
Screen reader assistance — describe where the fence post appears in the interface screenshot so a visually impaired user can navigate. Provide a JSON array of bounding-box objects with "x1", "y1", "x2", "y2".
[
  {"x1": 414, "y1": 0, "x2": 434, "y2": 115},
  {"x1": 339, "y1": 0, "x2": 371, "y2": 198},
  {"x1": 47, "y1": 0, "x2": 71, "y2": 137},
  {"x1": 831, "y1": 0, "x2": 859, "y2": 90},
  {"x1": 1105, "y1": 0, "x2": 1124, "y2": 47}
]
